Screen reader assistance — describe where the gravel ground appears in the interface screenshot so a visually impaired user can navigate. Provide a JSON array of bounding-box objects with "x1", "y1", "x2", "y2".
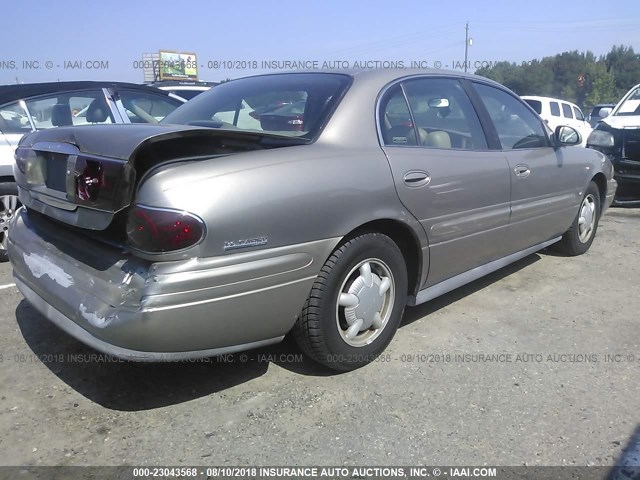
[{"x1": 0, "y1": 208, "x2": 638, "y2": 468}]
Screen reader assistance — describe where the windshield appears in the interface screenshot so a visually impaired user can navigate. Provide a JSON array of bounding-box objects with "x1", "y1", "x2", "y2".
[
  {"x1": 615, "y1": 85, "x2": 640, "y2": 116},
  {"x1": 162, "y1": 73, "x2": 351, "y2": 139}
]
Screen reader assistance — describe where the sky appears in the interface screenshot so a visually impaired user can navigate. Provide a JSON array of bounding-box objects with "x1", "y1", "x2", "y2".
[{"x1": 1, "y1": 0, "x2": 639, "y2": 85}]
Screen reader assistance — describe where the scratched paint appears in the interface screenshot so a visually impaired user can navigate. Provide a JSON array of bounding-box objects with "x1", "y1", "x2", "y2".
[
  {"x1": 78, "y1": 304, "x2": 108, "y2": 328},
  {"x1": 22, "y1": 252, "x2": 74, "y2": 288}
]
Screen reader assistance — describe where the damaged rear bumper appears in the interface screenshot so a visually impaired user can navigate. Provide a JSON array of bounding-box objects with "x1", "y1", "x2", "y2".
[{"x1": 9, "y1": 209, "x2": 336, "y2": 361}]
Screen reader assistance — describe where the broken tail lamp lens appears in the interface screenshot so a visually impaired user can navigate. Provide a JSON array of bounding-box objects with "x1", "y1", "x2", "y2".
[
  {"x1": 76, "y1": 159, "x2": 103, "y2": 201},
  {"x1": 126, "y1": 205, "x2": 206, "y2": 253},
  {"x1": 73, "y1": 155, "x2": 135, "y2": 210}
]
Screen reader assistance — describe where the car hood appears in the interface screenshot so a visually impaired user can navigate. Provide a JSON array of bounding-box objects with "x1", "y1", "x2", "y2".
[{"x1": 601, "y1": 115, "x2": 640, "y2": 130}]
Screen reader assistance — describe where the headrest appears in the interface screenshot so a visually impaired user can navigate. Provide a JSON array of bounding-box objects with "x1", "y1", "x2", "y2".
[
  {"x1": 51, "y1": 104, "x2": 72, "y2": 126},
  {"x1": 86, "y1": 98, "x2": 109, "y2": 123}
]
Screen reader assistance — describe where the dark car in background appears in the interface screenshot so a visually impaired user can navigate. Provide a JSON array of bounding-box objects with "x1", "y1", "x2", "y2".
[
  {"x1": 587, "y1": 103, "x2": 616, "y2": 128},
  {"x1": 0, "y1": 81, "x2": 185, "y2": 259},
  {"x1": 587, "y1": 85, "x2": 640, "y2": 205}
]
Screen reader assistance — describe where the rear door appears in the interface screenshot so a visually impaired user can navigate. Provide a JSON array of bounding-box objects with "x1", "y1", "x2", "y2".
[
  {"x1": 379, "y1": 77, "x2": 511, "y2": 287},
  {"x1": 471, "y1": 82, "x2": 581, "y2": 251}
]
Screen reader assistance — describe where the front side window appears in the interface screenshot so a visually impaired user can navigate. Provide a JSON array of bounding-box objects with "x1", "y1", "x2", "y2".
[
  {"x1": 163, "y1": 73, "x2": 351, "y2": 139},
  {"x1": 550, "y1": 102, "x2": 560, "y2": 116},
  {"x1": 379, "y1": 77, "x2": 487, "y2": 150},
  {"x1": 120, "y1": 91, "x2": 182, "y2": 123},
  {"x1": 561, "y1": 103, "x2": 573, "y2": 119},
  {"x1": 70, "y1": 93, "x2": 114, "y2": 125},
  {"x1": 473, "y1": 83, "x2": 548, "y2": 150}
]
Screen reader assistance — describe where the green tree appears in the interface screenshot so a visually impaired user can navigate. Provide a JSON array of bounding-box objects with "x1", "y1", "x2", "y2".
[
  {"x1": 474, "y1": 46, "x2": 639, "y2": 109},
  {"x1": 585, "y1": 62, "x2": 617, "y2": 106},
  {"x1": 605, "y1": 45, "x2": 640, "y2": 98}
]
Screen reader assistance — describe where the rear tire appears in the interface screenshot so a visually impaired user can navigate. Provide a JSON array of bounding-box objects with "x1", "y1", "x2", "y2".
[
  {"x1": 0, "y1": 182, "x2": 20, "y2": 262},
  {"x1": 293, "y1": 233, "x2": 408, "y2": 371},
  {"x1": 556, "y1": 181, "x2": 600, "y2": 256}
]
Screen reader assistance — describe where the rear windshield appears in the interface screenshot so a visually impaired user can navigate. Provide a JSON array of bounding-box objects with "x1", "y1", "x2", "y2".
[
  {"x1": 524, "y1": 99, "x2": 542, "y2": 114},
  {"x1": 162, "y1": 73, "x2": 352, "y2": 139}
]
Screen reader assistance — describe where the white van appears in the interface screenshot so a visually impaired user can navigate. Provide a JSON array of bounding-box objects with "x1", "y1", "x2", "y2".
[{"x1": 521, "y1": 96, "x2": 592, "y2": 146}]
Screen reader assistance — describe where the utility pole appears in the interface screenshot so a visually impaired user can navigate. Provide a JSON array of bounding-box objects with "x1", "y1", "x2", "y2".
[{"x1": 464, "y1": 22, "x2": 470, "y2": 73}]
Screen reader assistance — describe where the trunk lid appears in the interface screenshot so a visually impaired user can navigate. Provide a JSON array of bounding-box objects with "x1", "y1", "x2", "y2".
[{"x1": 14, "y1": 124, "x2": 298, "y2": 230}]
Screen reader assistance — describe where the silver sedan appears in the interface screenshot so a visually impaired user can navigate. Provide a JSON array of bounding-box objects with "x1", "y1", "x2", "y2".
[{"x1": 8, "y1": 69, "x2": 616, "y2": 371}]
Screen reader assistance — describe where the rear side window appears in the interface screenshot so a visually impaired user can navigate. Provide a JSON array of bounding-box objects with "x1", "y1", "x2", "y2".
[
  {"x1": 379, "y1": 86, "x2": 416, "y2": 146},
  {"x1": 561, "y1": 103, "x2": 573, "y2": 119},
  {"x1": 473, "y1": 83, "x2": 548, "y2": 150},
  {"x1": 524, "y1": 99, "x2": 542, "y2": 114},
  {"x1": 25, "y1": 90, "x2": 113, "y2": 128},
  {"x1": 550, "y1": 102, "x2": 560, "y2": 116},
  {"x1": 573, "y1": 106, "x2": 584, "y2": 121},
  {"x1": 0, "y1": 102, "x2": 32, "y2": 134},
  {"x1": 379, "y1": 77, "x2": 488, "y2": 150}
]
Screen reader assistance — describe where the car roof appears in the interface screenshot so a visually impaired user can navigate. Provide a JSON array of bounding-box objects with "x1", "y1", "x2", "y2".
[
  {"x1": 223, "y1": 68, "x2": 508, "y2": 91},
  {"x1": 0, "y1": 81, "x2": 172, "y2": 106}
]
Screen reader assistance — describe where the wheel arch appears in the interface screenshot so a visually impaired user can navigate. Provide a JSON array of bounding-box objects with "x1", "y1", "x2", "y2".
[
  {"x1": 591, "y1": 172, "x2": 607, "y2": 213},
  {"x1": 338, "y1": 218, "x2": 424, "y2": 297}
]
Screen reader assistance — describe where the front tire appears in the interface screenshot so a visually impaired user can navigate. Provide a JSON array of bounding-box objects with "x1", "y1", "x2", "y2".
[
  {"x1": 293, "y1": 233, "x2": 408, "y2": 371},
  {"x1": 556, "y1": 181, "x2": 600, "y2": 256},
  {"x1": 0, "y1": 182, "x2": 20, "y2": 262}
]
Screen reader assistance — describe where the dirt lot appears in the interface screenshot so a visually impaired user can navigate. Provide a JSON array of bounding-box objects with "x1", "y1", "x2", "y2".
[{"x1": 0, "y1": 208, "x2": 638, "y2": 468}]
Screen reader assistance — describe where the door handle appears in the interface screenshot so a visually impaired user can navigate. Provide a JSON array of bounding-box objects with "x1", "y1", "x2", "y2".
[
  {"x1": 514, "y1": 165, "x2": 531, "y2": 178},
  {"x1": 403, "y1": 170, "x2": 431, "y2": 187}
]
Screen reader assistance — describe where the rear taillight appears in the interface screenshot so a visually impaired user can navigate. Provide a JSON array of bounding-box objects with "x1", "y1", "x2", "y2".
[
  {"x1": 76, "y1": 160, "x2": 104, "y2": 202},
  {"x1": 126, "y1": 205, "x2": 205, "y2": 253}
]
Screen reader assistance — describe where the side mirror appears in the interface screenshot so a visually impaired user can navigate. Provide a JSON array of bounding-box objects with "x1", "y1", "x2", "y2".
[
  {"x1": 555, "y1": 125, "x2": 581, "y2": 146},
  {"x1": 599, "y1": 107, "x2": 612, "y2": 118}
]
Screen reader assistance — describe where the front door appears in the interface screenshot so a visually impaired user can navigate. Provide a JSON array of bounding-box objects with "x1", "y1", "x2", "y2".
[{"x1": 471, "y1": 82, "x2": 582, "y2": 251}]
